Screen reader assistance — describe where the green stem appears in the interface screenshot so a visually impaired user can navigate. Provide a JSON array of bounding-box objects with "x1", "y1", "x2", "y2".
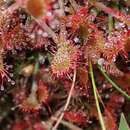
[
  {"x1": 98, "y1": 65, "x2": 130, "y2": 100},
  {"x1": 89, "y1": 62, "x2": 107, "y2": 130}
]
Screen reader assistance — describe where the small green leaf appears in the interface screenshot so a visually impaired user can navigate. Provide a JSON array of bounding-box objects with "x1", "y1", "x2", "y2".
[{"x1": 119, "y1": 113, "x2": 130, "y2": 130}]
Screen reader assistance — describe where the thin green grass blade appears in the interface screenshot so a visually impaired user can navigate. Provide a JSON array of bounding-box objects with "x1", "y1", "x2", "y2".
[
  {"x1": 98, "y1": 65, "x2": 130, "y2": 101},
  {"x1": 119, "y1": 113, "x2": 130, "y2": 130},
  {"x1": 90, "y1": 62, "x2": 107, "y2": 130}
]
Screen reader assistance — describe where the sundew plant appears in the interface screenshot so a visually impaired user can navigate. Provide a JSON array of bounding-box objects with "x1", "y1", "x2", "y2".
[{"x1": 0, "y1": 0, "x2": 130, "y2": 130}]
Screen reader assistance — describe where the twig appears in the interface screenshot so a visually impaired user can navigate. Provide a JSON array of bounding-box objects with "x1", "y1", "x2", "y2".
[
  {"x1": 52, "y1": 69, "x2": 77, "y2": 130},
  {"x1": 45, "y1": 106, "x2": 65, "y2": 129}
]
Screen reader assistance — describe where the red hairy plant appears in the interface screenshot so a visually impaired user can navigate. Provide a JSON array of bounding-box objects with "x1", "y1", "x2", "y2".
[
  {"x1": 25, "y1": 21, "x2": 49, "y2": 49},
  {"x1": 64, "y1": 110, "x2": 88, "y2": 125},
  {"x1": 20, "y1": 80, "x2": 49, "y2": 112},
  {"x1": 64, "y1": 79, "x2": 89, "y2": 97},
  {"x1": 19, "y1": 80, "x2": 41, "y2": 112},
  {"x1": 69, "y1": 7, "x2": 89, "y2": 31},
  {"x1": 51, "y1": 41, "x2": 80, "y2": 77},
  {"x1": 12, "y1": 121, "x2": 28, "y2": 130},
  {"x1": 83, "y1": 26, "x2": 105, "y2": 65},
  {"x1": 20, "y1": 91, "x2": 41, "y2": 112},
  {"x1": 100, "y1": 60, "x2": 124, "y2": 77},
  {"x1": 12, "y1": 87, "x2": 27, "y2": 105},
  {"x1": 103, "y1": 31, "x2": 129, "y2": 62},
  {"x1": 0, "y1": 10, "x2": 32, "y2": 51},
  {"x1": 84, "y1": 44, "x2": 101, "y2": 65},
  {"x1": 91, "y1": 1, "x2": 130, "y2": 26},
  {"x1": 106, "y1": 92, "x2": 125, "y2": 119},
  {"x1": 0, "y1": 0, "x2": 130, "y2": 130},
  {"x1": 77, "y1": 66, "x2": 91, "y2": 97},
  {"x1": 37, "y1": 80, "x2": 49, "y2": 104},
  {"x1": 33, "y1": 122, "x2": 46, "y2": 130},
  {"x1": 12, "y1": 119, "x2": 46, "y2": 130},
  {"x1": 0, "y1": 55, "x2": 12, "y2": 90},
  {"x1": 104, "y1": 109, "x2": 118, "y2": 130}
]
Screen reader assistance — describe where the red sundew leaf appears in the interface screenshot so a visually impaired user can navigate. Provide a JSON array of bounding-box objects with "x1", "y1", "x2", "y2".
[
  {"x1": 77, "y1": 66, "x2": 89, "y2": 88},
  {"x1": 37, "y1": 80, "x2": 49, "y2": 104},
  {"x1": 0, "y1": 56, "x2": 12, "y2": 90},
  {"x1": 106, "y1": 92, "x2": 125, "y2": 120},
  {"x1": 64, "y1": 80, "x2": 88, "y2": 97},
  {"x1": 12, "y1": 121, "x2": 28, "y2": 130},
  {"x1": 92, "y1": 1, "x2": 130, "y2": 26},
  {"x1": 69, "y1": 7, "x2": 89, "y2": 31},
  {"x1": 103, "y1": 31, "x2": 129, "y2": 63},
  {"x1": 51, "y1": 42, "x2": 80, "y2": 78},
  {"x1": 77, "y1": 67, "x2": 91, "y2": 97},
  {"x1": 64, "y1": 110, "x2": 88, "y2": 125},
  {"x1": 89, "y1": 104, "x2": 99, "y2": 119},
  {"x1": 20, "y1": 92, "x2": 41, "y2": 112},
  {"x1": 84, "y1": 29, "x2": 104, "y2": 65},
  {"x1": 12, "y1": 87, "x2": 27, "y2": 105},
  {"x1": 84, "y1": 45, "x2": 101, "y2": 65},
  {"x1": 23, "y1": 21, "x2": 48, "y2": 49},
  {"x1": 34, "y1": 122, "x2": 46, "y2": 130},
  {"x1": 102, "y1": 61, "x2": 124, "y2": 77},
  {"x1": 0, "y1": 10, "x2": 32, "y2": 51},
  {"x1": 94, "y1": 30, "x2": 105, "y2": 51},
  {"x1": 104, "y1": 109, "x2": 118, "y2": 130}
]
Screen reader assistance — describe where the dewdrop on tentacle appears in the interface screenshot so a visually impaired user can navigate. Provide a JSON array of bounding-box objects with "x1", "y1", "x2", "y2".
[
  {"x1": 51, "y1": 41, "x2": 80, "y2": 77},
  {"x1": 0, "y1": 55, "x2": 13, "y2": 91},
  {"x1": 0, "y1": 10, "x2": 33, "y2": 51},
  {"x1": 64, "y1": 110, "x2": 88, "y2": 125},
  {"x1": 51, "y1": 21, "x2": 81, "y2": 78}
]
